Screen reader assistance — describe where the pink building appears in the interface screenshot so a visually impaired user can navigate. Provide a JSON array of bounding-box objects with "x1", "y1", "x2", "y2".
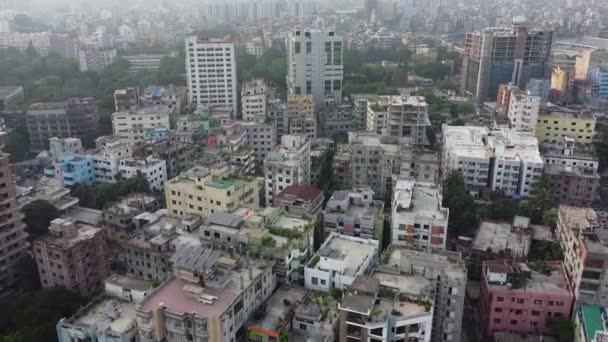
[
  {"x1": 0, "y1": 153, "x2": 30, "y2": 291},
  {"x1": 33, "y1": 218, "x2": 111, "y2": 296},
  {"x1": 480, "y1": 259, "x2": 574, "y2": 337}
]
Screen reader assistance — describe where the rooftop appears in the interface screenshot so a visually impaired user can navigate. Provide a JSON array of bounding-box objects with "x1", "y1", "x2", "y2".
[
  {"x1": 105, "y1": 194, "x2": 158, "y2": 216},
  {"x1": 276, "y1": 185, "x2": 323, "y2": 202},
  {"x1": 485, "y1": 260, "x2": 572, "y2": 296},
  {"x1": 250, "y1": 286, "x2": 309, "y2": 332},
  {"x1": 325, "y1": 189, "x2": 384, "y2": 218},
  {"x1": 105, "y1": 274, "x2": 152, "y2": 292},
  {"x1": 559, "y1": 206, "x2": 597, "y2": 231},
  {"x1": 37, "y1": 219, "x2": 102, "y2": 249},
  {"x1": 70, "y1": 298, "x2": 137, "y2": 334},
  {"x1": 472, "y1": 221, "x2": 531, "y2": 257},
  {"x1": 312, "y1": 234, "x2": 378, "y2": 277},
  {"x1": 0, "y1": 86, "x2": 22, "y2": 98},
  {"x1": 112, "y1": 104, "x2": 173, "y2": 116},
  {"x1": 379, "y1": 245, "x2": 466, "y2": 281},
  {"x1": 392, "y1": 180, "x2": 448, "y2": 221},
  {"x1": 580, "y1": 305, "x2": 606, "y2": 342}
]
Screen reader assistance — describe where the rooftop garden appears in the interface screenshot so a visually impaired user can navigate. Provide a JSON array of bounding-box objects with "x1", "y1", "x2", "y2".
[{"x1": 398, "y1": 293, "x2": 432, "y2": 312}]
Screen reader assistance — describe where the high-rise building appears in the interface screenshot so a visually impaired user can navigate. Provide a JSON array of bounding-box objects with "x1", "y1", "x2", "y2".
[
  {"x1": 264, "y1": 135, "x2": 311, "y2": 206},
  {"x1": 185, "y1": 36, "x2": 237, "y2": 109},
  {"x1": 507, "y1": 89, "x2": 540, "y2": 132},
  {"x1": 365, "y1": 95, "x2": 430, "y2": 143},
  {"x1": 241, "y1": 79, "x2": 268, "y2": 122},
  {"x1": 460, "y1": 24, "x2": 553, "y2": 102},
  {"x1": 0, "y1": 153, "x2": 29, "y2": 292},
  {"x1": 287, "y1": 28, "x2": 343, "y2": 109}
]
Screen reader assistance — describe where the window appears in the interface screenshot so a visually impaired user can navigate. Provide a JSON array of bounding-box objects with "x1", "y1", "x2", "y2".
[
  {"x1": 497, "y1": 297, "x2": 504, "y2": 302},
  {"x1": 311, "y1": 277, "x2": 318, "y2": 285},
  {"x1": 295, "y1": 42, "x2": 301, "y2": 54}
]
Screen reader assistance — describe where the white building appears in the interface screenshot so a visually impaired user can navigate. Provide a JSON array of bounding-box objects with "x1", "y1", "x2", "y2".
[
  {"x1": 111, "y1": 106, "x2": 171, "y2": 145},
  {"x1": 507, "y1": 89, "x2": 540, "y2": 132},
  {"x1": 92, "y1": 135, "x2": 132, "y2": 184},
  {"x1": 305, "y1": 233, "x2": 379, "y2": 292},
  {"x1": 245, "y1": 37, "x2": 265, "y2": 57},
  {"x1": 185, "y1": 36, "x2": 237, "y2": 109},
  {"x1": 118, "y1": 156, "x2": 167, "y2": 192},
  {"x1": 441, "y1": 126, "x2": 544, "y2": 197},
  {"x1": 264, "y1": 135, "x2": 311, "y2": 206},
  {"x1": 48, "y1": 137, "x2": 83, "y2": 163},
  {"x1": 241, "y1": 79, "x2": 268, "y2": 122},
  {"x1": 238, "y1": 121, "x2": 277, "y2": 163},
  {"x1": 287, "y1": 28, "x2": 343, "y2": 109},
  {"x1": 391, "y1": 179, "x2": 449, "y2": 251}
]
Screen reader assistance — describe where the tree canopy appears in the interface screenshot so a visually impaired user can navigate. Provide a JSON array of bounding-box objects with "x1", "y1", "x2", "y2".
[
  {"x1": 70, "y1": 174, "x2": 152, "y2": 209},
  {"x1": 22, "y1": 200, "x2": 59, "y2": 240},
  {"x1": 0, "y1": 287, "x2": 87, "y2": 342},
  {"x1": 443, "y1": 171, "x2": 480, "y2": 237}
]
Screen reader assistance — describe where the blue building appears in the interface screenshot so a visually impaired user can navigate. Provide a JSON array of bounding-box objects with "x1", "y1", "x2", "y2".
[
  {"x1": 145, "y1": 127, "x2": 171, "y2": 141},
  {"x1": 593, "y1": 66, "x2": 608, "y2": 99},
  {"x1": 45, "y1": 154, "x2": 94, "y2": 186}
]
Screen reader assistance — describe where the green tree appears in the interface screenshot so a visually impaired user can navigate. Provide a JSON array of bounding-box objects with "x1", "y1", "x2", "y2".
[
  {"x1": 22, "y1": 200, "x2": 59, "y2": 240},
  {"x1": 0, "y1": 287, "x2": 87, "y2": 342},
  {"x1": 4, "y1": 130, "x2": 29, "y2": 162},
  {"x1": 443, "y1": 172, "x2": 480, "y2": 236},
  {"x1": 528, "y1": 240, "x2": 563, "y2": 261},
  {"x1": 547, "y1": 318, "x2": 574, "y2": 342}
]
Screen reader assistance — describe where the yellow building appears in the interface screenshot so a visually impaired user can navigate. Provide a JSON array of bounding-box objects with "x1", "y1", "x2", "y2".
[
  {"x1": 287, "y1": 94, "x2": 314, "y2": 116},
  {"x1": 536, "y1": 107, "x2": 596, "y2": 145},
  {"x1": 165, "y1": 163, "x2": 260, "y2": 219},
  {"x1": 551, "y1": 66, "x2": 570, "y2": 93}
]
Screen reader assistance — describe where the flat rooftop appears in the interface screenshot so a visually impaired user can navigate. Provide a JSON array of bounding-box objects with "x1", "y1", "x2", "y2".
[
  {"x1": 140, "y1": 278, "x2": 237, "y2": 318},
  {"x1": 105, "y1": 274, "x2": 152, "y2": 292},
  {"x1": 473, "y1": 221, "x2": 530, "y2": 257},
  {"x1": 381, "y1": 246, "x2": 466, "y2": 280},
  {"x1": 392, "y1": 180, "x2": 447, "y2": 221},
  {"x1": 72, "y1": 298, "x2": 137, "y2": 334},
  {"x1": 63, "y1": 206, "x2": 103, "y2": 225},
  {"x1": 559, "y1": 206, "x2": 597, "y2": 231},
  {"x1": 250, "y1": 286, "x2": 309, "y2": 332},
  {"x1": 486, "y1": 260, "x2": 571, "y2": 296},
  {"x1": 314, "y1": 235, "x2": 377, "y2": 277}
]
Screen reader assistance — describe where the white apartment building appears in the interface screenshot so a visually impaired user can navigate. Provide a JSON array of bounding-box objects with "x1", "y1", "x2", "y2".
[
  {"x1": 264, "y1": 135, "x2": 311, "y2": 206},
  {"x1": 185, "y1": 36, "x2": 237, "y2": 109},
  {"x1": 391, "y1": 179, "x2": 449, "y2": 251},
  {"x1": 118, "y1": 156, "x2": 167, "y2": 191},
  {"x1": 111, "y1": 106, "x2": 171, "y2": 145},
  {"x1": 441, "y1": 125, "x2": 544, "y2": 198},
  {"x1": 305, "y1": 233, "x2": 379, "y2": 292},
  {"x1": 91, "y1": 135, "x2": 133, "y2": 184},
  {"x1": 287, "y1": 28, "x2": 343, "y2": 109},
  {"x1": 507, "y1": 89, "x2": 540, "y2": 132},
  {"x1": 366, "y1": 95, "x2": 431, "y2": 144},
  {"x1": 245, "y1": 38, "x2": 265, "y2": 57},
  {"x1": 241, "y1": 79, "x2": 268, "y2": 122},
  {"x1": 238, "y1": 121, "x2": 277, "y2": 163},
  {"x1": 49, "y1": 137, "x2": 83, "y2": 163}
]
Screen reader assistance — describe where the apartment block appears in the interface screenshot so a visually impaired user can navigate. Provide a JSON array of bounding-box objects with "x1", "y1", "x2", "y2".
[
  {"x1": 33, "y1": 218, "x2": 111, "y2": 296},
  {"x1": 186, "y1": 36, "x2": 237, "y2": 108},
  {"x1": 102, "y1": 194, "x2": 161, "y2": 234},
  {"x1": 460, "y1": 25, "x2": 553, "y2": 101},
  {"x1": 165, "y1": 163, "x2": 260, "y2": 220},
  {"x1": 0, "y1": 153, "x2": 30, "y2": 291},
  {"x1": 556, "y1": 206, "x2": 608, "y2": 306},
  {"x1": 305, "y1": 233, "x2": 379, "y2": 292},
  {"x1": 542, "y1": 138, "x2": 600, "y2": 207},
  {"x1": 468, "y1": 217, "x2": 532, "y2": 278},
  {"x1": 237, "y1": 121, "x2": 276, "y2": 164},
  {"x1": 442, "y1": 126, "x2": 543, "y2": 198},
  {"x1": 111, "y1": 106, "x2": 171, "y2": 145},
  {"x1": 135, "y1": 245, "x2": 275, "y2": 342},
  {"x1": 323, "y1": 188, "x2": 384, "y2": 241},
  {"x1": 118, "y1": 156, "x2": 167, "y2": 192},
  {"x1": 57, "y1": 297, "x2": 140, "y2": 342},
  {"x1": 338, "y1": 274, "x2": 433, "y2": 342},
  {"x1": 318, "y1": 103, "x2": 355, "y2": 137},
  {"x1": 479, "y1": 259, "x2": 574, "y2": 336},
  {"x1": 241, "y1": 79, "x2": 268, "y2": 122},
  {"x1": 200, "y1": 207, "x2": 315, "y2": 284},
  {"x1": 366, "y1": 95, "x2": 430, "y2": 144},
  {"x1": 114, "y1": 87, "x2": 141, "y2": 111},
  {"x1": 507, "y1": 89, "x2": 540, "y2": 132},
  {"x1": 287, "y1": 94, "x2": 317, "y2": 140},
  {"x1": 391, "y1": 179, "x2": 449, "y2": 251},
  {"x1": 535, "y1": 106, "x2": 596, "y2": 145},
  {"x1": 48, "y1": 137, "x2": 83, "y2": 163},
  {"x1": 264, "y1": 135, "x2": 311, "y2": 206},
  {"x1": 275, "y1": 184, "x2": 324, "y2": 218},
  {"x1": 121, "y1": 209, "x2": 202, "y2": 281},
  {"x1": 287, "y1": 28, "x2": 343, "y2": 109},
  {"x1": 91, "y1": 135, "x2": 133, "y2": 184},
  {"x1": 46, "y1": 154, "x2": 95, "y2": 186},
  {"x1": 135, "y1": 135, "x2": 194, "y2": 179},
  {"x1": 377, "y1": 246, "x2": 467, "y2": 342},
  {"x1": 26, "y1": 98, "x2": 98, "y2": 151}
]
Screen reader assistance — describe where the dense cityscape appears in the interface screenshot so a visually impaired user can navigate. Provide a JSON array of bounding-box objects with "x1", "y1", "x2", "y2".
[{"x1": 2, "y1": 0, "x2": 608, "y2": 341}]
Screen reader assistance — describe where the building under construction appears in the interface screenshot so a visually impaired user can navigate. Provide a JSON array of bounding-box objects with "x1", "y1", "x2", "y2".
[{"x1": 460, "y1": 23, "x2": 554, "y2": 102}]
